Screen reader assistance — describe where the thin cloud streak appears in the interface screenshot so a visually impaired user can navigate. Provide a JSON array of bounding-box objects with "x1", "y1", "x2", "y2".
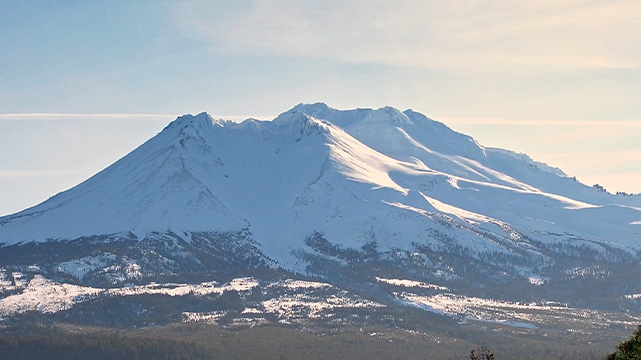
[
  {"x1": 0, "y1": 113, "x2": 271, "y2": 122},
  {"x1": 0, "y1": 113, "x2": 177, "y2": 121},
  {"x1": 441, "y1": 117, "x2": 641, "y2": 127},
  {"x1": 0, "y1": 170, "x2": 80, "y2": 178}
]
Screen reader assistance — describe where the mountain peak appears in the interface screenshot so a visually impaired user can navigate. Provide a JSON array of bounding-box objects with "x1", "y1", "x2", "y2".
[
  {"x1": 363, "y1": 106, "x2": 412, "y2": 124},
  {"x1": 159, "y1": 112, "x2": 232, "y2": 144},
  {"x1": 277, "y1": 103, "x2": 413, "y2": 128},
  {"x1": 3, "y1": 102, "x2": 638, "y2": 248},
  {"x1": 292, "y1": 102, "x2": 333, "y2": 116},
  {"x1": 274, "y1": 103, "x2": 334, "y2": 126},
  {"x1": 164, "y1": 112, "x2": 225, "y2": 132},
  {"x1": 274, "y1": 103, "x2": 487, "y2": 161}
]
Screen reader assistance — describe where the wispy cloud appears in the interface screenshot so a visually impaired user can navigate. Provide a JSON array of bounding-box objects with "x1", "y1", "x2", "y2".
[
  {"x1": 440, "y1": 117, "x2": 641, "y2": 127},
  {"x1": 0, "y1": 170, "x2": 80, "y2": 178},
  {"x1": 0, "y1": 113, "x2": 177, "y2": 121},
  {"x1": 174, "y1": 0, "x2": 641, "y2": 72},
  {"x1": 0, "y1": 113, "x2": 268, "y2": 122}
]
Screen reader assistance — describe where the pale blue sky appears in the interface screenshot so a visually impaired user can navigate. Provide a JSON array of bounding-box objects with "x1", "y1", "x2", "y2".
[{"x1": 1, "y1": 1, "x2": 640, "y2": 215}]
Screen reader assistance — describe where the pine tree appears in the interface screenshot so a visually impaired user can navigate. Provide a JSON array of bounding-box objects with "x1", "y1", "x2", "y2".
[
  {"x1": 470, "y1": 346, "x2": 495, "y2": 360},
  {"x1": 608, "y1": 325, "x2": 641, "y2": 359}
]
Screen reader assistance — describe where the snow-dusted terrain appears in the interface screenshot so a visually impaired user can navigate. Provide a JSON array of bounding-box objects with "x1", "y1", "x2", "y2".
[{"x1": 0, "y1": 103, "x2": 640, "y2": 334}]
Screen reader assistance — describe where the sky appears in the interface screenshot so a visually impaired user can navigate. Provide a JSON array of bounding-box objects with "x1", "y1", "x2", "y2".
[{"x1": 1, "y1": 0, "x2": 640, "y2": 216}]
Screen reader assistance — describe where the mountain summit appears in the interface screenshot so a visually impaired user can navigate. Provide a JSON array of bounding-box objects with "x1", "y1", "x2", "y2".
[
  {"x1": 2, "y1": 104, "x2": 638, "y2": 252},
  {"x1": 1, "y1": 104, "x2": 641, "y2": 336}
]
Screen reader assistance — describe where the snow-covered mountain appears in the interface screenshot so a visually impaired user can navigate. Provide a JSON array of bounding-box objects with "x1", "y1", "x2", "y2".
[{"x1": 1, "y1": 103, "x2": 640, "y2": 336}]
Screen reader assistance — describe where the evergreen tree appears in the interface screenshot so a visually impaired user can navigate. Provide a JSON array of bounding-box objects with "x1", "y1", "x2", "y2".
[
  {"x1": 470, "y1": 346, "x2": 495, "y2": 360},
  {"x1": 608, "y1": 325, "x2": 641, "y2": 360}
]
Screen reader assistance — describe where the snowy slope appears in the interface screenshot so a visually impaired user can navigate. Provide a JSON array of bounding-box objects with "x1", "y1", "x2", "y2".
[{"x1": 1, "y1": 104, "x2": 640, "y2": 267}]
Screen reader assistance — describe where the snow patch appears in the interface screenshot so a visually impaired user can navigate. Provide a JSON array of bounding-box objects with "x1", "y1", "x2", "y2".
[
  {"x1": 268, "y1": 279, "x2": 332, "y2": 290},
  {"x1": 183, "y1": 311, "x2": 226, "y2": 324},
  {"x1": 58, "y1": 253, "x2": 117, "y2": 280},
  {"x1": 0, "y1": 275, "x2": 101, "y2": 315},
  {"x1": 262, "y1": 293, "x2": 384, "y2": 320},
  {"x1": 0, "y1": 276, "x2": 260, "y2": 316},
  {"x1": 398, "y1": 292, "x2": 638, "y2": 329},
  {"x1": 528, "y1": 277, "x2": 546, "y2": 286},
  {"x1": 376, "y1": 277, "x2": 448, "y2": 291}
]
